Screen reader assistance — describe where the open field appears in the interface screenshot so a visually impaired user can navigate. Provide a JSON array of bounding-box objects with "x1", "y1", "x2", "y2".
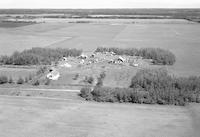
[
  {"x1": 0, "y1": 21, "x2": 35, "y2": 28},
  {"x1": 0, "y1": 18, "x2": 199, "y2": 76},
  {"x1": 0, "y1": 9, "x2": 199, "y2": 17},
  {"x1": 0, "y1": 93, "x2": 199, "y2": 137}
]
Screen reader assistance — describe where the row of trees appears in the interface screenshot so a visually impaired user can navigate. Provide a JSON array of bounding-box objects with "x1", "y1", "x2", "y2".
[
  {"x1": 95, "y1": 47, "x2": 176, "y2": 65},
  {"x1": 0, "y1": 47, "x2": 82, "y2": 65},
  {"x1": 0, "y1": 75, "x2": 30, "y2": 84},
  {"x1": 80, "y1": 68, "x2": 200, "y2": 106},
  {"x1": 0, "y1": 74, "x2": 49, "y2": 86}
]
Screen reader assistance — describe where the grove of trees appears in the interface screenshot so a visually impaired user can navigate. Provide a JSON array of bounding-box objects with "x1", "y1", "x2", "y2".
[
  {"x1": 95, "y1": 47, "x2": 176, "y2": 65},
  {"x1": 80, "y1": 68, "x2": 200, "y2": 106},
  {"x1": 0, "y1": 47, "x2": 82, "y2": 65}
]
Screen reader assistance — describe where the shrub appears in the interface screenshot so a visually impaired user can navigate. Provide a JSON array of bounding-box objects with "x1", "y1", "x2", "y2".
[
  {"x1": 44, "y1": 78, "x2": 51, "y2": 85},
  {"x1": 0, "y1": 75, "x2": 8, "y2": 84},
  {"x1": 80, "y1": 87, "x2": 93, "y2": 100},
  {"x1": 32, "y1": 80, "x2": 40, "y2": 86},
  {"x1": 17, "y1": 77, "x2": 24, "y2": 84},
  {"x1": 100, "y1": 71, "x2": 106, "y2": 79},
  {"x1": 91, "y1": 87, "x2": 115, "y2": 102},
  {"x1": 96, "y1": 77, "x2": 103, "y2": 87},
  {"x1": 95, "y1": 47, "x2": 176, "y2": 65},
  {"x1": 73, "y1": 73, "x2": 79, "y2": 80},
  {"x1": 24, "y1": 77, "x2": 29, "y2": 83},
  {"x1": 36, "y1": 66, "x2": 47, "y2": 75},
  {"x1": 8, "y1": 76, "x2": 13, "y2": 84},
  {"x1": 28, "y1": 74, "x2": 33, "y2": 80},
  {"x1": 84, "y1": 76, "x2": 94, "y2": 84},
  {"x1": 96, "y1": 72, "x2": 106, "y2": 87}
]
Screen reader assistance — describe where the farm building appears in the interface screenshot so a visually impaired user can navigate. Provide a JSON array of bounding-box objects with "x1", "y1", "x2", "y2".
[
  {"x1": 59, "y1": 62, "x2": 72, "y2": 68},
  {"x1": 47, "y1": 68, "x2": 60, "y2": 80},
  {"x1": 62, "y1": 56, "x2": 68, "y2": 61},
  {"x1": 114, "y1": 56, "x2": 126, "y2": 63},
  {"x1": 78, "y1": 54, "x2": 88, "y2": 59}
]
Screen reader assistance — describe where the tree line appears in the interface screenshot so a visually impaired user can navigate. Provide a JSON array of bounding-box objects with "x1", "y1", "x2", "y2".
[
  {"x1": 0, "y1": 47, "x2": 82, "y2": 65},
  {"x1": 80, "y1": 68, "x2": 200, "y2": 106},
  {"x1": 95, "y1": 47, "x2": 176, "y2": 65}
]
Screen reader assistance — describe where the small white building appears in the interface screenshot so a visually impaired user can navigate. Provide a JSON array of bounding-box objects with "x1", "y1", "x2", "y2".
[
  {"x1": 59, "y1": 62, "x2": 72, "y2": 68},
  {"x1": 117, "y1": 56, "x2": 126, "y2": 63},
  {"x1": 47, "y1": 69, "x2": 60, "y2": 80},
  {"x1": 62, "y1": 57, "x2": 68, "y2": 61}
]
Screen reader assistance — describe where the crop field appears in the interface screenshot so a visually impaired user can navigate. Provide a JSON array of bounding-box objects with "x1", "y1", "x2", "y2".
[
  {"x1": 0, "y1": 21, "x2": 35, "y2": 28},
  {"x1": 0, "y1": 94, "x2": 199, "y2": 137},
  {"x1": 0, "y1": 19, "x2": 199, "y2": 76}
]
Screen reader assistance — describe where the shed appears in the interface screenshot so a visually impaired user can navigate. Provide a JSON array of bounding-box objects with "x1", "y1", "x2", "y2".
[
  {"x1": 47, "y1": 70, "x2": 60, "y2": 80},
  {"x1": 118, "y1": 56, "x2": 126, "y2": 62}
]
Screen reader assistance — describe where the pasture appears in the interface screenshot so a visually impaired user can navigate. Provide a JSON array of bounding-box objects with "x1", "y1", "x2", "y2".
[
  {"x1": 0, "y1": 18, "x2": 199, "y2": 76},
  {"x1": 0, "y1": 94, "x2": 199, "y2": 137}
]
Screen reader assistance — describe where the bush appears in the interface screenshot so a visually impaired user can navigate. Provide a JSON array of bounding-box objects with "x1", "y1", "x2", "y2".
[
  {"x1": 84, "y1": 76, "x2": 94, "y2": 84},
  {"x1": 80, "y1": 87, "x2": 93, "y2": 100},
  {"x1": 24, "y1": 77, "x2": 29, "y2": 83},
  {"x1": 44, "y1": 78, "x2": 51, "y2": 85},
  {"x1": 28, "y1": 74, "x2": 33, "y2": 80},
  {"x1": 8, "y1": 76, "x2": 13, "y2": 84},
  {"x1": 95, "y1": 47, "x2": 176, "y2": 65},
  {"x1": 17, "y1": 77, "x2": 24, "y2": 84},
  {"x1": 36, "y1": 66, "x2": 47, "y2": 75},
  {"x1": 0, "y1": 75, "x2": 8, "y2": 84},
  {"x1": 0, "y1": 47, "x2": 82, "y2": 65},
  {"x1": 96, "y1": 72, "x2": 106, "y2": 87},
  {"x1": 32, "y1": 80, "x2": 40, "y2": 86},
  {"x1": 73, "y1": 73, "x2": 79, "y2": 80}
]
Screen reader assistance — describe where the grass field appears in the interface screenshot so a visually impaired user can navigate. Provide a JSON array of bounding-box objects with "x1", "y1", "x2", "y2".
[
  {"x1": 0, "y1": 94, "x2": 199, "y2": 137},
  {"x1": 0, "y1": 18, "x2": 199, "y2": 76}
]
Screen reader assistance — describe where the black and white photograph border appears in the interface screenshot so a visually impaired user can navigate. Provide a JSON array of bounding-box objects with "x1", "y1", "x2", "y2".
[{"x1": 0, "y1": 0, "x2": 200, "y2": 137}]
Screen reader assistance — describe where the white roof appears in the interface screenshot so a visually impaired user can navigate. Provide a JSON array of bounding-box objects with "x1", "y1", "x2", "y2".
[{"x1": 118, "y1": 56, "x2": 126, "y2": 61}]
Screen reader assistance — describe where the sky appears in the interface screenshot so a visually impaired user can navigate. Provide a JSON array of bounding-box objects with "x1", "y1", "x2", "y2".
[{"x1": 1, "y1": 0, "x2": 200, "y2": 9}]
